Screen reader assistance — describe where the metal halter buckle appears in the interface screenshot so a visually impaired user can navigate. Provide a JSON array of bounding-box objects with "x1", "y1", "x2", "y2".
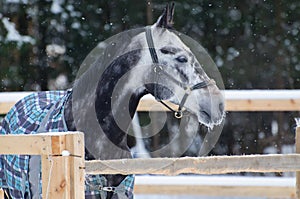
[{"x1": 102, "y1": 187, "x2": 116, "y2": 192}]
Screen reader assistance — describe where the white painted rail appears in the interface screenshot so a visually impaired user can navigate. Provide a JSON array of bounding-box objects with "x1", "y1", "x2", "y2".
[{"x1": 1, "y1": 90, "x2": 300, "y2": 114}]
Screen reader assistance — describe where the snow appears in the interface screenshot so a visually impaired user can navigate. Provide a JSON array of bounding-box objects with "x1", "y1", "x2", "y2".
[
  {"x1": 0, "y1": 92, "x2": 33, "y2": 102},
  {"x1": 225, "y1": 89, "x2": 300, "y2": 100},
  {"x1": 295, "y1": 118, "x2": 300, "y2": 126},
  {"x1": 46, "y1": 44, "x2": 66, "y2": 57},
  {"x1": 131, "y1": 113, "x2": 151, "y2": 158},
  {"x1": 48, "y1": 74, "x2": 68, "y2": 90},
  {"x1": 50, "y1": 0, "x2": 63, "y2": 14},
  {"x1": 264, "y1": 145, "x2": 295, "y2": 155},
  {"x1": 6, "y1": 0, "x2": 28, "y2": 3},
  {"x1": 2, "y1": 18, "x2": 35, "y2": 47},
  {"x1": 134, "y1": 175, "x2": 295, "y2": 187}
]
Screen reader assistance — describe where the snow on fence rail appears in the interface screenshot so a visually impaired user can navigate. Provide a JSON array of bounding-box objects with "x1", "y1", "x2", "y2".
[{"x1": 1, "y1": 89, "x2": 300, "y2": 114}]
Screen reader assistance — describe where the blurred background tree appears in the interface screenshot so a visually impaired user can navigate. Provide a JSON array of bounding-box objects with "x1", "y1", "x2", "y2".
[
  {"x1": 0, "y1": 0, "x2": 300, "y2": 167},
  {"x1": 1, "y1": 0, "x2": 299, "y2": 90}
]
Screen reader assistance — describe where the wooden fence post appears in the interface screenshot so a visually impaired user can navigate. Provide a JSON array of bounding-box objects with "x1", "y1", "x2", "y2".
[
  {"x1": 296, "y1": 126, "x2": 300, "y2": 199},
  {"x1": 41, "y1": 132, "x2": 85, "y2": 199}
]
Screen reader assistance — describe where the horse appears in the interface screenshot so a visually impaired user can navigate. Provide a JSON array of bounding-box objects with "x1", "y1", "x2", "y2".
[{"x1": 0, "y1": 3, "x2": 225, "y2": 199}]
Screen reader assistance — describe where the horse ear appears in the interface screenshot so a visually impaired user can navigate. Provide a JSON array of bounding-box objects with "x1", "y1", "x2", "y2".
[{"x1": 155, "y1": 3, "x2": 175, "y2": 29}]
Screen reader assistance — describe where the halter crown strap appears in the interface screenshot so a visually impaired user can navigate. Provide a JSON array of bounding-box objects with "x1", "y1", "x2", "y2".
[
  {"x1": 145, "y1": 27, "x2": 159, "y2": 64},
  {"x1": 146, "y1": 26, "x2": 161, "y2": 101}
]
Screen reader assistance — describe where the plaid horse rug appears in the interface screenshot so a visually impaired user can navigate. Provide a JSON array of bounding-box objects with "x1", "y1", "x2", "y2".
[{"x1": 0, "y1": 91, "x2": 134, "y2": 199}]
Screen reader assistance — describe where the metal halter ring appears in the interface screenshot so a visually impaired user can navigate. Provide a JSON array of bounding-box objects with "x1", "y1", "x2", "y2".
[
  {"x1": 153, "y1": 65, "x2": 162, "y2": 73},
  {"x1": 174, "y1": 111, "x2": 183, "y2": 119}
]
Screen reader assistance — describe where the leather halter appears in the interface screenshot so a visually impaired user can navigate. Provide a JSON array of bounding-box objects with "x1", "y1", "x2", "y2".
[{"x1": 145, "y1": 26, "x2": 213, "y2": 118}]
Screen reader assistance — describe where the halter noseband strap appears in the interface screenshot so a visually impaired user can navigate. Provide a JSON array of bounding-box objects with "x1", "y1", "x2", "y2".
[{"x1": 145, "y1": 26, "x2": 212, "y2": 118}]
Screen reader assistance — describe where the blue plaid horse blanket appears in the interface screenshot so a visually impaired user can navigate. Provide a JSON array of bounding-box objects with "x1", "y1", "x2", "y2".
[{"x1": 0, "y1": 91, "x2": 134, "y2": 198}]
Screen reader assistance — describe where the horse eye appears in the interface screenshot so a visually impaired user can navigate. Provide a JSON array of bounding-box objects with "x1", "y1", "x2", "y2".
[
  {"x1": 176, "y1": 56, "x2": 188, "y2": 63},
  {"x1": 160, "y1": 49, "x2": 170, "y2": 54}
]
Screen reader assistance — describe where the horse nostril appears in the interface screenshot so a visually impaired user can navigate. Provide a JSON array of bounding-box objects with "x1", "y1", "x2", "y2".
[{"x1": 219, "y1": 102, "x2": 224, "y2": 113}]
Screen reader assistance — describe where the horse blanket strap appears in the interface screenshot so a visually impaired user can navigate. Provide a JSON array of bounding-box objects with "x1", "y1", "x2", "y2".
[
  {"x1": 0, "y1": 90, "x2": 134, "y2": 199},
  {"x1": 85, "y1": 174, "x2": 134, "y2": 199}
]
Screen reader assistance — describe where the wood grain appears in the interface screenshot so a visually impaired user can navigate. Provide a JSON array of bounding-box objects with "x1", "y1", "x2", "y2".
[{"x1": 85, "y1": 154, "x2": 300, "y2": 175}]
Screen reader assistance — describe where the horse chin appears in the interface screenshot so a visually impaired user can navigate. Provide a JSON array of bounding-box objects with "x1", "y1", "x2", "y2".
[{"x1": 197, "y1": 111, "x2": 225, "y2": 130}]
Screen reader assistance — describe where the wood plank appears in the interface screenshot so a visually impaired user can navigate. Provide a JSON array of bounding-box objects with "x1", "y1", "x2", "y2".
[
  {"x1": 134, "y1": 185, "x2": 296, "y2": 198},
  {"x1": 0, "y1": 102, "x2": 15, "y2": 114},
  {"x1": 0, "y1": 133, "x2": 52, "y2": 155},
  {"x1": 41, "y1": 132, "x2": 85, "y2": 199},
  {"x1": 0, "y1": 132, "x2": 81, "y2": 155},
  {"x1": 65, "y1": 132, "x2": 85, "y2": 199},
  {"x1": 296, "y1": 126, "x2": 300, "y2": 199},
  {"x1": 42, "y1": 155, "x2": 70, "y2": 199},
  {"x1": 85, "y1": 154, "x2": 300, "y2": 175},
  {"x1": 41, "y1": 155, "x2": 52, "y2": 199},
  {"x1": 0, "y1": 189, "x2": 4, "y2": 199},
  {"x1": 51, "y1": 134, "x2": 66, "y2": 155}
]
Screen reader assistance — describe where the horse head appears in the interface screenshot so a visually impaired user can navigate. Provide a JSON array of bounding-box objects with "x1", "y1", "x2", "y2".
[{"x1": 128, "y1": 4, "x2": 225, "y2": 129}]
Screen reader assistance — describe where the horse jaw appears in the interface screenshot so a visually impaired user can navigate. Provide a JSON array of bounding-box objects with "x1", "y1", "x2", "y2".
[{"x1": 168, "y1": 83, "x2": 225, "y2": 130}]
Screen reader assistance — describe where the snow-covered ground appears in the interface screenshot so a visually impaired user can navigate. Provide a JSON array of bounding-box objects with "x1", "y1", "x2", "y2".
[
  {"x1": 134, "y1": 175, "x2": 295, "y2": 199},
  {"x1": 134, "y1": 175, "x2": 295, "y2": 187},
  {"x1": 136, "y1": 195, "x2": 263, "y2": 199}
]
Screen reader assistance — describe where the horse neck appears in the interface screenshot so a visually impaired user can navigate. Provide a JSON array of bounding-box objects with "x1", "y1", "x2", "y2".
[
  {"x1": 66, "y1": 43, "x2": 151, "y2": 160},
  {"x1": 95, "y1": 49, "x2": 147, "y2": 148}
]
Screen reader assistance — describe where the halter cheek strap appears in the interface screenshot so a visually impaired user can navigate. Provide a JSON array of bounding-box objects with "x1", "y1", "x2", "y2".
[{"x1": 145, "y1": 26, "x2": 212, "y2": 119}]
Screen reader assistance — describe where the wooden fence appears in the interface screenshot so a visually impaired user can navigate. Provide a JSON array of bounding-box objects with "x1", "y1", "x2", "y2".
[
  {"x1": 0, "y1": 129, "x2": 300, "y2": 198},
  {"x1": 0, "y1": 90, "x2": 300, "y2": 198},
  {"x1": 0, "y1": 132, "x2": 85, "y2": 199}
]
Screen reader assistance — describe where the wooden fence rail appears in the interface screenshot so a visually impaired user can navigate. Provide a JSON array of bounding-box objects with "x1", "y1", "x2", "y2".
[
  {"x1": 1, "y1": 90, "x2": 300, "y2": 114},
  {"x1": 85, "y1": 154, "x2": 300, "y2": 175}
]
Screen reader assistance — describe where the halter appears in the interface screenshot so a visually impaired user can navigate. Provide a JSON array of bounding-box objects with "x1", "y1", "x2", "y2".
[{"x1": 145, "y1": 26, "x2": 213, "y2": 118}]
